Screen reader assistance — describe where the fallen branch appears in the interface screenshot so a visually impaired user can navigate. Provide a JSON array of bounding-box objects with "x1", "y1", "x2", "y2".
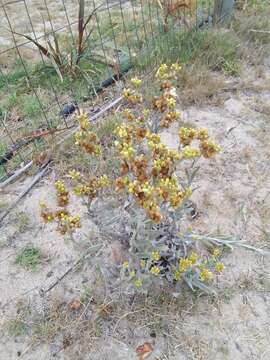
[
  {"x1": 39, "y1": 243, "x2": 103, "y2": 295},
  {"x1": 249, "y1": 29, "x2": 270, "y2": 34},
  {"x1": 0, "y1": 162, "x2": 50, "y2": 226},
  {"x1": 0, "y1": 161, "x2": 33, "y2": 189}
]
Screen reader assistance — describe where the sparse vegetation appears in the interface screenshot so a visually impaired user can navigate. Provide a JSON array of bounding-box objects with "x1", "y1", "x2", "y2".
[
  {"x1": 14, "y1": 212, "x2": 30, "y2": 233},
  {"x1": 7, "y1": 318, "x2": 28, "y2": 337},
  {"x1": 15, "y1": 245, "x2": 43, "y2": 270}
]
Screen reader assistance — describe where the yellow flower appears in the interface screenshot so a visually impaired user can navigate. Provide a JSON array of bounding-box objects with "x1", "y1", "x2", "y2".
[
  {"x1": 140, "y1": 259, "x2": 146, "y2": 269},
  {"x1": 215, "y1": 262, "x2": 224, "y2": 273},
  {"x1": 173, "y1": 270, "x2": 181, "y2": 281},
  {"x1": 123, "y1": 261, "x2": 129, "y2": 269},
  {"x1": 142, "y1": 109, "x2": 150, "y2": 117},
  {"x1": 134, "y1": 278, "x2": 143, "y2": 288},
  {"x1": 77, "y1": 112, "x2": 90, "y2": 130},
  {"x1": 68, "y1": 169, "x2": 80, "y2": 180},
  {"x1": 156, "y1": 64, "x2": 169, "y2": 79},
  {"x1": 99, "y1": 175, "x2": 109, "y2": 187},
  {"x1": 179, "y1": 258, "x2": 192, "y2": 272},
  {"x1": 120, "y1": 143, "x2": 135, "y2": 160},
  {"x1": 151, "y1": 251, "x2": 161, "y2": 261},
  {"x1": 55, "y1": 180, "x2": 67, "y2": 195},
  {"x1": 114, "y1": 124, "x2": 129, "y2": 138},
  {"x1": 122, "y1": 109, "x2": 135, "y2": 121},
  {"x1": 188, "y1": 251, "x2": 198, "y2": 264},
  {"x1": 128, "y1": 182, "x2": 136, "y2": 194},
  {"x1": 179, "y1": 127, "x2": 197, "y2": 146},
  {"x1": 150, "y1": 265, "x2": 160, "y2": 276},
  {"x1": 212, "y1": 248, "x2": 221, "y2": 258},
  {"x1": 200, "y1": 140, "x2": 221, "y2": 158},
  {"x1": 200, "y1": 269, "x2": 213, "y2": 282},
  {"x1": 166, "y1": 97, "x2": 176, "y2": 109},
  {"x1": 182, "y1": 146, "x2": 201, "y2": 159},
  {"x1": 130, "y1": 270, "x2": 136, "y2": 277},
  {"x1": 122, "y1": 88, "x2": 132, "y2": 99},
  {"x1": 130, "y1": 77, "x2": 142, "y2": 88},
  {"x1": 196, "y1": 128, "x2": 209, "y2": 140},
  {"x1": 171, "y1": 63, "x2": 181, "y2": 71}
]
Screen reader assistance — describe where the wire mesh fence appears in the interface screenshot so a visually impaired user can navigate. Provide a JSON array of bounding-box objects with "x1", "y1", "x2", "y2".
[{"x1": 0, "y1": 0, "x2": 230, "y2": 182}]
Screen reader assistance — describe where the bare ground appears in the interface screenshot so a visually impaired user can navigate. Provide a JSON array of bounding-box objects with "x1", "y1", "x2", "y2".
[{"x1": 0, "y1": 61, "x2": 270, "y2": 359}]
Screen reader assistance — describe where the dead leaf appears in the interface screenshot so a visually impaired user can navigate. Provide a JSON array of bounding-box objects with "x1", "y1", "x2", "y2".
[
  {"x1": 98, "y1": 303, "x2": 113, "y2": 317},
  {"x1": 136, "y1": 342, "x2": 153, "y2": 360},
  {"x1": 69, "y1": 299, "x2": 82, "y2": 311}
]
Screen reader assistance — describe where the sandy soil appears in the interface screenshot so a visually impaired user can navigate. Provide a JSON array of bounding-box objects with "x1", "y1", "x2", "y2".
[{"x1": 0, "y1": 61, "x2": 270, "y2": 359}]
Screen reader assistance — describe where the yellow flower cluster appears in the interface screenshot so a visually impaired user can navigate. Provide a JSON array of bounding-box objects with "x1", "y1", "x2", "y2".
[
  {"x1": 115, "y1": 176, "x2": 130, "y2": 191},
  {"x1": 114, "y1": 123, "x2": 193, "y2": 222},
  {"x1": 40, "y1": 202, "x2": 54, "y2": 223},
  {"x1": 134, "y1": 278, "x2": 143, "y2": 288},
  {"x1": 175, "y1": 249, "x2": 225, "y2": 283},
  {"x1": 182, "y1": 146, "x2": 201, "y2": 159},
  {"x1": 140, "y1": 259, "x2": 146, "y2": 268},
  {"x1": 57, "y1": 213, "x2": 81, "y2": 235},
  {"x1": 211, "y1": 248, "x2": 225, "y2": 274},
  {"x1": 153, "y1": 92, "x2": 177, "y2": 113},
  {"x1": 155, "y1": 63, "x2": 181, "y2": 81},
  {"x1": 55, "y1": 180, "x2": 69, "y2": 207},
  {"x1": 212, "y1": 248, "x2": 221, "y2": 258},
  {"x1": 151, "y1": 251, "x2": 161, "y2": 261},
  {"x1": 179, "y1": 127, "x2": 197, "y2": 146},
  {"x1": 173, "y1": 270, "x2": 182, "y2": 281},
  {"x1": 189, "y1": 251, "x2": 198, "y2": 264},
  {"x1": 160, "y1": 110, "x2": 181, "y2": 128},
  {"x1": 200, "y1": 140, "x2": 221, "y2": 158},
  {"x1": 150, "y1": 265, "x2": 160, "y2": 276},
  {"x1": 200, "y1": 269, "x2": 213, "y2": 282},
  {"x1": 179, "y1": 258, "x2": 192, "y2": 272},
  {"x1": 122, "y1": 261, "x2": 129, "y2": 269},
  {"x1": 153, "y1": 65, "x2": 181, "y2": 129},
  {"x1": 68, "y1": 169, "x2": 81, "y2": 180},
  {"x1": 75, "y1": 112, "x2": 101, "y2": 155},
  {"x1": 113, "y1": 66, "x2": 221, "y2": 228},
  {"x1": 122, "y1": 109, "x2": 136, "y2": 122},
  {"x1": 123, "y1": 244, "x2": 224, "y2": 289},
  {"x1": 55, "y1": 180, "x2": 67, "y2": 195},
  {"x1": 73, "y1": 175, "x2": 109, "y2": 199},
  {"x1": 174, "y1": 252, "x2": 210, "y2": 283},
  {"x1": 215, "y1": 262, "x2": 224, "y2": 273},
  {"x1": 40, "y1": 183, "x2": 81, "y2": 236},
  {"x1": 157, "y1": 177, "x2": 192, "y2": 208},
  {"x1": 179, "y1": 127, "x2": 221, "y2": 159},
  {"x1": 122, "y1": 85, "x2": 142, "y2": 105},
  {"x1": 77, "y1": 112, "x2": 90, "y2": 130},
  {"x1": 128, "y1": 180, "x2": 155, "y2": 206},
  {"x1": 130, "y1": 77, "x2": 142, "y2": 88}
]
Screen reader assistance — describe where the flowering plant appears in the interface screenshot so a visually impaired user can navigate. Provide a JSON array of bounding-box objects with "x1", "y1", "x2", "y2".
[{"x1": 41, "y1": 64, "x2": 226, "y2": 295}]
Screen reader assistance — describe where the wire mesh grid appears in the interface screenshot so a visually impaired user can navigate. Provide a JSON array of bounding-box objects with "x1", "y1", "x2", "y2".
[{"x1": 0, "y1": 0, "x2": 218, "y2": 181}]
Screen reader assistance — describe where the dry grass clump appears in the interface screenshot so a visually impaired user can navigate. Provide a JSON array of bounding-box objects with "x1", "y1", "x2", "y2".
[
  {"x1": 233, "y1": 0, "x2": 270, "y2": 64},
  {"x1": 177, "y1": 65, "x2": 226, "y2": 106}
]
